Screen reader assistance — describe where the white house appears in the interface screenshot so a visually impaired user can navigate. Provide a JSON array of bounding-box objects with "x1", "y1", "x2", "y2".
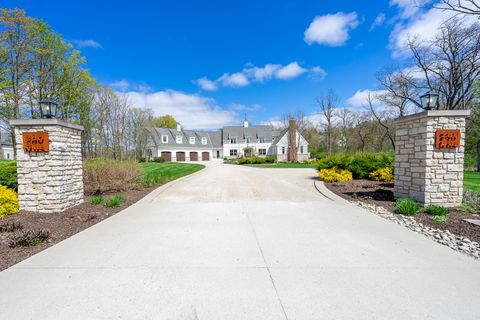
[
  {"x1": 0, "y1": 132, "x2": 14, "y2": 160},
  {"x1": 145, "y1": 119, "x2": 310, "y2": 162}
]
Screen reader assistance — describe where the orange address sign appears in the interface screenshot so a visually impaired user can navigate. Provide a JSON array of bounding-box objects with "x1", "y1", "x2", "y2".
[
  {"x1": 435, "y1": 129, "x2": 460, "y2": 149},
  {"x1": 23, "y1": 132, "x2": 49, "y2": 152}
]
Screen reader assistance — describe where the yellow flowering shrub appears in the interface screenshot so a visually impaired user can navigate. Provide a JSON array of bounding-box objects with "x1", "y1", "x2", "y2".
[
  {"x1": 0, "y1": 185, "x2": 19, "y2": 219},
  {"x1": 318, "y1": 168, "x2": 353, "y2": 183},
  {"x1": 369, "y1": 167, "x2": 394, "y2": 182}
]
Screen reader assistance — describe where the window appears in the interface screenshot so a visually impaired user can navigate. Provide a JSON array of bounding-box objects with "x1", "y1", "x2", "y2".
[
  {"x1": 201, "y1": 137, "x2": 207, "y2": 145},
  {"x1": 300, "y1": 146, "x2": 304, "y2": 154},
  {"x1": 245, "y1": 137, "x2": 250, "y2": 143},
  {"x1": 189, "y1": 137, "x2": 195, "y2": 144},
  {"x1": 230, "y1": 149, "x2": 238, "y2": 156},
  {"x1": 282, "y1": 146, "x2": 286, "y2": 154},
  {"x1": 176, "y1": 136, "x2": 182, "y2": 144},
  {"x1": 162, "y1": 135, "x2": 168, "y2": 143},
  {"x1": 259, "y1": 137, "x2": 265, "y2": 143},
  {"x1": 259, "y1": 148, "x2": 266, "y2": 155},
  {"x1": 230, "y1": 138, "x2": 237, "y2": 144}
]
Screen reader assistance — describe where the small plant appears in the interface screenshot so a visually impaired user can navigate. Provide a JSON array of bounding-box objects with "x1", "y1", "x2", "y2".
[
  {"x1": 104, "y1": 195, "x2": 126, "y2": 208},
  {"x1": 425, "y1": 204, "x2": 449, "y2": 216},
  {"x1": 0, "y1": 184, "x2": 19, "y2": 219},
  {"x1": 395, "y1": 198, "x2": 422, "y2": 216},
  {"x1": 90, "y1": 196, "x2": 104, "y2": 205},
  {"x1": 318, "y1": 168, "x2": 353, "y2": 183},
  {"x1": 431, "y1": 215, "x2": 448, "y2": 223},
  {"x1": 0, "y1": 221, "x2": 23, "y2": 233},
  {"x1": 458, "y1": 203, "x2": 476, "y2": 213},
  {"x1": 153, "y1": 157, "x2": 166, "y2": 163},
  {"x1": 138, "y1": 157, "x2": 146, "y2": 163},
  {"x1": 9, "y1": 230, "x2": 50, "y2": 248},
  {"x1": 369, "y1": 167, "x2": 394, "y2": 182}
]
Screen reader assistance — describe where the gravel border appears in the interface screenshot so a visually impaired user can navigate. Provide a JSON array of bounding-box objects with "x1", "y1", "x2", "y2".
[{"x1": 354, "y1": 200, "x2": 480, "y2": 260}]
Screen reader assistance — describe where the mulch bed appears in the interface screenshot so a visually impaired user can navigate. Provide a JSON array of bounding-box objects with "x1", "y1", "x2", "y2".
[
  {"x1": 326, "y1": 180, "x2": 480, "y2": 243},
  {"x1": 0, "y1": 186, "x2": 156, "y2": 271}
]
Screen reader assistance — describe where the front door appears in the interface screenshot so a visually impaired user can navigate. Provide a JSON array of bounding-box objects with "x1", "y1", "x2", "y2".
[{"x1": 216, "y1": 150, "x2": 220, "y2": 158}]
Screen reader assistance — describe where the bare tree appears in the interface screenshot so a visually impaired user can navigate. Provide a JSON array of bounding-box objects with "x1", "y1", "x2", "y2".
[
  {"x1": 317, "y1": 90, "x2": 338, "y2": 156},
  {"x1": 434, "y1": 0, "x2": 480, "y2": 16},
  {"x1": 365, "y1": 93, "x2": 396, "y2": 149},
  {"x1": 335, "y1": 107, "x2": 354, "y2": 151},
  {"x1": 407, "y1": 17, "x2": 480, "y2": 109}
]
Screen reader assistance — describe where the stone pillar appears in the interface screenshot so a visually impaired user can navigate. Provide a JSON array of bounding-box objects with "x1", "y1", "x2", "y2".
[
  {"x1": 394, "y1": 110, "x2": 470, "y2": 207},
  {"x1": 10, "y1": 119, "x2": 84, "y2": 213}
]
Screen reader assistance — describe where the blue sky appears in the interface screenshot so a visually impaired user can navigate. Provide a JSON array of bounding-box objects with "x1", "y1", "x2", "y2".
[{"x1": 3, "y1": 0, "x2": 454, "y2": 129}]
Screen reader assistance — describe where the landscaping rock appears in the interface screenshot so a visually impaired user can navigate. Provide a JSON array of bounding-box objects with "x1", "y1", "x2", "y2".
[{"x1": 354, "y1": 201, "x2": 480, "y2": 260}]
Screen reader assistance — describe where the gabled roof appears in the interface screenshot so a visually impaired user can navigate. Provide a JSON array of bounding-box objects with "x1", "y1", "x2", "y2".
[
  {"x1": 147, "y1": 127, "x2": 215, "y2": 148},
  {"x1": 223, "y1": 125, "x2": 278, "y2": 142},
  {"x1": 0, "y1": 132, "x2": 12, "y2": 146},
  {"x1": 271, "y1": 128, "x2": 288, "y2": 146}
]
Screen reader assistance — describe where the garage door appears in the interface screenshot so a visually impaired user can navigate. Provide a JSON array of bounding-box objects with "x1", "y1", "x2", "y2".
[
  {"x1": 176, "y1": 152, "x2": 186, "y2": 162},
  {"x1": 190, "y1": 152, "x2": 198, "y2": 161},
  {"x1": 161, "y1": 151, "x2": 171, "y2": 162},
  {"x1": 202, "y1": 152, "x2": 210, "y2": 161}
]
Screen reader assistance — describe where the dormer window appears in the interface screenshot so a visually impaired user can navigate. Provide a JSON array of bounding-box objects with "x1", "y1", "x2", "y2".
[
  {"x1": 176, "y1": 136, "x2": 182, "y2": 144},
  {"x1": 259, "y1": 137, "x2": 266, "y2": 143},
  {"x1": 230, "y1": 137, "x2": 237, "y2": 144},
  {"x1": 245, "y1": 137, "x2": 250, "y2": 143},
  {"x1": 201, "y1": 137, "x2": 207, "y2": 145},
  {"x1": 162, "y1": 135, "x2": 168, "y2": 143},
  {"x1": 189, "y1": 137, "x2": 195, "y2": 144}
]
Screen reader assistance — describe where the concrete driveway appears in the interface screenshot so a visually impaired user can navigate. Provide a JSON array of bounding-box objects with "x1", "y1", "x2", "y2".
[{"x1": 1, "y1": 161, "x2": 479, "y2": 319}]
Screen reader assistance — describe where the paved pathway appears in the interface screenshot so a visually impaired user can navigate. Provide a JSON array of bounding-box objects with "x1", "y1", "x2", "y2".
[{"x1": 1, "y1": 161, "x2": 479, "y2": 319}]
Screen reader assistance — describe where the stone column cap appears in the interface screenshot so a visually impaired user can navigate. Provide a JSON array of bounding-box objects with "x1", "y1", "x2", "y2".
[
  {"x1": 9, "y1": 119, "x2": 84, "y2": 131},
  {"x1": 394, "y1": 109, "x2": 471, "y2": 124}
]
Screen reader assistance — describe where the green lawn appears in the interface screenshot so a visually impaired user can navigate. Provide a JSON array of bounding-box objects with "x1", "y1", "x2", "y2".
[
  {"x1": 140, "y1": 162, "x2": 205, "y2": 187},
  {"x1": 246, "y1": 163, "x2": 316, "y2": 169},
  {"x1": 464, "y1": 171, "x2": 480, "y2": 192}
]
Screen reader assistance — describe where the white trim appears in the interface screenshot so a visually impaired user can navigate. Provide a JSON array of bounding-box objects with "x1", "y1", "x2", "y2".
[
  {"x1": 176, "y1": 136, "x2": 182, "y2": 144},
  {"x1": 189, "y1": 137, "x2": 196, "y2": 144},
  {"x1": 162, "y1": 135, "x2": 168, "y2": 143}
]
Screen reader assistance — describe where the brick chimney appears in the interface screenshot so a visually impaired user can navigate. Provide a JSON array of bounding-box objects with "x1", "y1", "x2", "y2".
[{"x1": 288, "y1": 118, "x2": 297, "y2": 162}]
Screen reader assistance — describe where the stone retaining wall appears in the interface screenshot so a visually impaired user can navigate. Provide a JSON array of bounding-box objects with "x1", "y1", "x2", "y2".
[{"x1": 10, "y1": 119, "x2": 84, "y2": 213}]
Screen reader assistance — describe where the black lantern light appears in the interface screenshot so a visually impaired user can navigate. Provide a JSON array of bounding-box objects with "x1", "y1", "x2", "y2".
[
  {"x1": 39, "y1": 99, "x2": 58, "y2": 119},
  {"x1": 420, "y1": 92, "x2": 439, "y2": 110}
]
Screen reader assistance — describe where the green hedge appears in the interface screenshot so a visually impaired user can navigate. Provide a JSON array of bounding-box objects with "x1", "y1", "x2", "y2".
[
  {"x1": 315, "y1": 153, "x2": 394, "y2": 179},
  {"x1": 237, "y1": 156, "x2": 276, "y2": 165},
  {"x1": 0, "y1": 161, "x2": 17, "y2": 191}
]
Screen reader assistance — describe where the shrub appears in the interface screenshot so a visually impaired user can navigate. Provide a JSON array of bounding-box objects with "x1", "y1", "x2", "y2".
[
  {"x1": 462, "y1": 189, "x2": 479, "y2": 213},
  {"x1": 0, "y1": 221, "x2": 23, "y2": 232},
  {"x1": 369, "y1": 167, "x2": 394, "y2": 182},
  {"x1": 83, "y1": 160, "x2": 142, "y2": 195},
  {"x1": 319, "y1": 168, "x2": 353, "y2": 183},
  {"x1": 0, "y1": 161, "x2": 17, "y2": 190},
  {"x1": 425, "y1": 204, "x2": 449, "y2": 216},
  {"x1": 265, "y1": 156, "x2": 276, "y2": 163},
  {"x1": 9, "y1": 230, "x2": 50, "y2": 248},
  {"x1": 395, "y1": 198, "x2": 422, "y2": 216},
  {"x1": 104, "y1": 195, "x2": 126, "y2": 208},
  {"x1": 0, "y1": 185, "x2": 19, "y2": 219},
  {"x1": 90, "y1": 196, "x2": 104, "y2": 205},
  {"x1": 153, "y1": 157, "x2": 166, "y2": 163},
  {"x1": 431, "y1": 215, "x2": 448, "y2": 223},
  {"x1": 316, "y1": 152, "x2": 394, "y2": 179},
  {"x1": 138, "y1": 157, "x2": 146, "y2": 163}
]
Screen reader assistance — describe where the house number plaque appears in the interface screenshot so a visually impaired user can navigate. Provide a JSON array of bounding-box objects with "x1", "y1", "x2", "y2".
[
  {"x1": 23, "y1": 132, "x2": 49, "y2": 152},
  {"x1": 435, "y1": 129, "x2": 460, "y2": 149}
]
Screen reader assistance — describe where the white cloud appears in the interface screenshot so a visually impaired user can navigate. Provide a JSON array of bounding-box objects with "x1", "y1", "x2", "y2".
[
  {"x1": 275, "y1": 62, "x2": 307, "y2": 79},
  {"x1": 370, "y1": 13, "x2": 386, "y2": 30},
  {"x1": 346, "y1": 89, "x2": 388, "y2": 108},
  {"x1": 73, "y1": 39, "x2": 102, "y2": 49},
  {"x1": 123, "y1": 90, "x2": 237, "y2": 129},
  {"x1": 218, "y1": 72, "x2": 250, "y2": 88},
  {"x1": 389, "y1": 1, "x2": 478, "y2": 57},
  {"x1": 390, "y1": 0, "x2": 422, "y2": 18},
  {"x1": 195, "y1": 61, "x2": 326, "y2": 90},
  {"x1": 110, "y1": 79, "x2": 130, "y2": 91},
  {"x1": 196, "y1": 77, "x2": 218, "y2": 91},
  {"x1": 228, "y1": 103, "x2": 262, "y2": 112},
  {"x1": 304, "y1": 12, "x2": 359, "y2": 46}
]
